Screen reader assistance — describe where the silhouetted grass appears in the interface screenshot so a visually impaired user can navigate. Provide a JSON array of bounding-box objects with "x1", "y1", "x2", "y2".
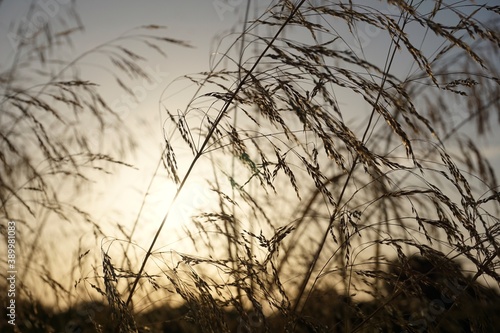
[{"x1": 1, "y1": 1, "x2": 499, "y2": 332}]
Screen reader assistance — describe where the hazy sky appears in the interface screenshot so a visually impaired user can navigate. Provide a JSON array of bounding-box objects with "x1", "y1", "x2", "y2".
[{"x1": 0, "y1": 1, "x2": 246, "y2": 93}]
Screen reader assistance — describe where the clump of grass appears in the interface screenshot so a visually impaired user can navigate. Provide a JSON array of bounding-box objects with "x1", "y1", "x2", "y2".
[{"x1": 128, "y1": 1, "x2": 499, "y2": 332}]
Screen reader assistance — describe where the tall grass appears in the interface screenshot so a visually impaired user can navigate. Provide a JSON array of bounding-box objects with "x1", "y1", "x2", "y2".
[
  {"x1": 0, "y1": 2, "x2": 188, "y2": 331},
  {"x1": 2, "y1": 1, "x2": 500, "y2": 332}
]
